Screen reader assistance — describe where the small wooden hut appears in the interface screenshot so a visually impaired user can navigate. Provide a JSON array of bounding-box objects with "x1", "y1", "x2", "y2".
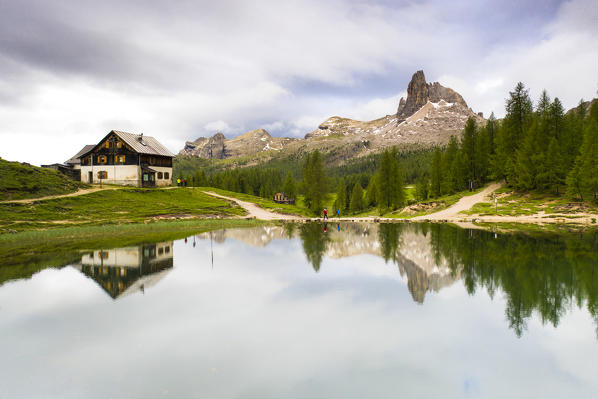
[{"x1": 273, "y1": 192, "x2": 295, "y2": 205}]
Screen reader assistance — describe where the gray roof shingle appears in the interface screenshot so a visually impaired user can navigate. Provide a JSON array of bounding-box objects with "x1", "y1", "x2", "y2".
[
  {"x1": 65, "y1": 144, "x2": 95, "y2": 164},
  {"x1": 111, "y1": 130, "x2": 175, "y2": 157}
]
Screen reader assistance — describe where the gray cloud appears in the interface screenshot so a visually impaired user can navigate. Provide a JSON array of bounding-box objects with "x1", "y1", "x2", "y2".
[{"x1": 0, "y1": 0, "x2": 596, "y2": 164}]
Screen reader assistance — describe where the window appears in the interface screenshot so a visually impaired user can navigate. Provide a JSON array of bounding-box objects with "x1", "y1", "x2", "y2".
[
  {"x1": 98, "y1": 155, "x2": 107, "y2": 164},
  {"x1": 117, "y1": 141, "x2": 122, "y2": 149},
  {"x1": 97, "y1": 171, "x2": 108, "y2": 179},
  {"x1": 157, "y1": 172, "x2": 163, "y2": 179},
  {"x1": 105, "y1": 141, "x2": 110, "y2": 149},
  {"x1": 143, "y1": 174, "x2": 149, "y2": 181},
  {"x1": 165, "y1": 246, "x2": 170, "y2": 254},
  {"x1": 115, "y1": 155, "x2": 125, "y2": 164},
  {"x1": 164, "y1": 172, "x2": 170, "y2": 179}
]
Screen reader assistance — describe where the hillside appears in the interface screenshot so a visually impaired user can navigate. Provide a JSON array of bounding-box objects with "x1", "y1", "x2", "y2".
[
  {"x1": 0, "y1": 158, "x2": 86, "y2": 201},
  {"x1": 179, "y1": 70, "x2": 485, "y2": 167}
]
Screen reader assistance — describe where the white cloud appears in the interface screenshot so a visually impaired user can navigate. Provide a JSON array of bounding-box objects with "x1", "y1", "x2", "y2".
[{"x1": 1, "y1": 0, "x2": 597, "y2": 164}]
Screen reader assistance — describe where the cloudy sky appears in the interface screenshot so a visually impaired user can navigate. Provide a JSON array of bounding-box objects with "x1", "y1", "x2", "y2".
[{"x1": 1, "y1": 0, "x2": 597, "y2": 165}]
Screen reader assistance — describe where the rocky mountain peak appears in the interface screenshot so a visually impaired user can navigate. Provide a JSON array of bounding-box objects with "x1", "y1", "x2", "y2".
[{"x1": 396, "y1": 70, "x2": 468, "y2": 123}]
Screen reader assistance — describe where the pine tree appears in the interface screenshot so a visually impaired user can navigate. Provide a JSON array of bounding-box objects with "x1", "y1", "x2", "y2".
[
  {"x1": 334, "y1": 177, "x2": 347, "y2": 213},
  {"x1": 415, "y1": 174, "x2": 430, "y2": 201},
  {"x1": 576, "y1": 119, "x2": 598, "y2": 202},
  {"x1": 365, "y1": 175, "x2": 378, "y2": 207},
  {"x1": 542, "y1": 137, "x2": 564, "y2": 195},
  {"x1": 376, "y1": 148, "x2": 405, "y2": 213},
  {"x1": 349, "y1": 183, "x2": 364, "y2": 213},
  {"x1": 486, "y1": 112, "x2": 498, "y2": 156},
  {"x1": 461, "y1": 117, "x2": 478, "y2": 188},
  {"x1": 495, "y1": 82, "x2": 533, "y2": 183},
  {"x1": 442, "y1": 136, "x2": 459, "y2": 194},
  {"x1": 282, "y1": 172, "x2": 297, "y2": 200},
  {"x1": 430, "y1": 148, "x2": 442, "y2": 197},
  {"x1": 302, "y1": 150, "x2": 328, "y2": 214}
]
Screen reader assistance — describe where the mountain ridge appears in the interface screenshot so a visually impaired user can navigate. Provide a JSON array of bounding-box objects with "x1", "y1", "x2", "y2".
[{"x1": 179, "y1": 70, "x2": 485, "y2": 164}]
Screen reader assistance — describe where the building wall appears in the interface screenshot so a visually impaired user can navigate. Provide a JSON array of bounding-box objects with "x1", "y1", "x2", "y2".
[
  {"x1": 80, "y1": 165, "x2": 141, "y2": 186},
  {"x1": 151, "y1": 166, "x2": 173, "y2": 187},
  {"x1": 80, "y1": 164, "x2": 173, "y2": 187}
]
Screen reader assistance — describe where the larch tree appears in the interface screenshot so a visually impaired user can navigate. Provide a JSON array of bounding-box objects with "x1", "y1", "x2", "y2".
[{"x1": 349, "y1": 183, "x2": 364, "y2": 213}]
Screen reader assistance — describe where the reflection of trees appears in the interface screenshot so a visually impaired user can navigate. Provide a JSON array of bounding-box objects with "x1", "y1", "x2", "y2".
[
  {"x1": 378, "y1": 223, "x2": 402, "y2": 263},
  {"x1": 283, "y1": 223, "x2": 296, "y2": 239},
  {"x1": 428, "y1": 225, "x2": 598, "y2": 337},
  {"x1": 299, "y1": 223, "x2": 331, "y2": 272}
]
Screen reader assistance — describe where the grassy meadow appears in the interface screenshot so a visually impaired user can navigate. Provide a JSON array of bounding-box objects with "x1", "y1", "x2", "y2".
[{"x1": 0, "y1": 158, "x2": 87, "y2": 200}]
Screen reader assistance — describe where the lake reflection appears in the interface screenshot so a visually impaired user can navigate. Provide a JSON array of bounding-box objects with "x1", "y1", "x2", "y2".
[
  {"x1": 1, "y1": 223, "x2": 598, "y2": 398},
  {"x1": 76, "y1": 242, "x2": 173, "y2": 299}
]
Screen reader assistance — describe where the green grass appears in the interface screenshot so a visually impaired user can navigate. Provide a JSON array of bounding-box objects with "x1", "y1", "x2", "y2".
[
  {"x1": 0, "y1": 187, "x2": 246, "y2": 232},
  {"x1": 463, "y1": 190, "x2": 598, "y2": 217},
  {"x1": 0, "y1": 219, "x2": 267, "y2": 284},
  {"x1": 0, "y1": 158, "x2": 87, "y2": 200}
]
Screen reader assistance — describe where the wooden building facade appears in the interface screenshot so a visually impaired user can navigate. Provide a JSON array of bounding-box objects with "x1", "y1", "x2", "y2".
[
  {"x1": 77, "y1": 130, "x2": 174, "y2": 187},
  {"x1": 273, "y1": 192, "x2": 295, "y2": 205}
]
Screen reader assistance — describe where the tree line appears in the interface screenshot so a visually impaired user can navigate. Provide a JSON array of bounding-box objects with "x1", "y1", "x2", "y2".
[{"x1": 417, "y1": 83, "x2": 598, "y2": 203}]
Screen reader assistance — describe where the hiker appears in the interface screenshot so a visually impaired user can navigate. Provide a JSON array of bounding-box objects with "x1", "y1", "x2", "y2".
[
  {"x1": 183, "y1": 178, "x2": 187, "y2": 187},
  {"x1": 177, "y1": 178, "x2": 181, "y2": 186},
  {"x1": 323, "y1": 208, "x2": 328, "y2": 220},
  {"x1": 336, "y1": 209, "x2": 340, "y2": 218}
]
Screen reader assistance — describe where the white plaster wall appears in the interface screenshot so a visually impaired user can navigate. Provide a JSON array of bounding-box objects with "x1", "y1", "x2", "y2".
[
  {"x1": 80, "y1": 165, "x2": 140, "y2": 186},
  {"x1": 152, "y1": 166, "x2": 173, "y2": 187},
  {"x1": 81, "y1": 247, "x2": 142, "y2": 268}
]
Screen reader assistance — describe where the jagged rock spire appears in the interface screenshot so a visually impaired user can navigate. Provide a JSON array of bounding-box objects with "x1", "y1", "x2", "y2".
[{"x1": 396, "y1": 70, "x2": 468, "y2": 123}]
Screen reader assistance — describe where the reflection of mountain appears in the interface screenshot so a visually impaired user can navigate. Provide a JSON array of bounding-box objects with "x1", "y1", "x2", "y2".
[
  {"x1": 195, "y1": 223, "x2": 458, "y2": 303},
  {"x1": 74, "y1": 241, "x2": 174, "y2": 299},
  {"x1": 396, "y1": 231, "x2": 458, "y2": 303}
]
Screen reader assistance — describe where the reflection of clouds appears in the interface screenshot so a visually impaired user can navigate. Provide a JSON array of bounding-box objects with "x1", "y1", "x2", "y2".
[{"x1": 1, "y1": 230, "x2": 598, "y2": 398}]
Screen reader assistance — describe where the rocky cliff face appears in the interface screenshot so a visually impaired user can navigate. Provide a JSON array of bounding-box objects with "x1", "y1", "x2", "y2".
[
  {"x1": 396, "y1": 70, "x2": 468, "y2": 123},
  {"x1": 179, "y1": 70, "x2": 484, "y2": 163},
  {"x1": 180, "y1": 129, "x2": 297, "y2": 158}
]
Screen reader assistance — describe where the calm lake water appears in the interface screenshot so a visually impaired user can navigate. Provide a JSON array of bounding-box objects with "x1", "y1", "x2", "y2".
[{"x1": 2, "y1": 223, "x2": 598, "y2": 398}]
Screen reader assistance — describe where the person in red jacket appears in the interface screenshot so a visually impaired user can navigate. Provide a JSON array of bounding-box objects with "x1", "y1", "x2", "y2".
[{"x1": 323, "y1": 208, "x2": 328, "y2": 219}]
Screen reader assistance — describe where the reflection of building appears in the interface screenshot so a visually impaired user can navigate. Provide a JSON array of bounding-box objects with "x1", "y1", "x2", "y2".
[{"x1": 75, "y1": 241, "x2": 174, "y2": 299}]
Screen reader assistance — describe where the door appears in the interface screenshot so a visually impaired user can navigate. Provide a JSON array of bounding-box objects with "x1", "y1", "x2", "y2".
[{"x1": 88, "y1": 171, "x2": 93, "y2": 184}]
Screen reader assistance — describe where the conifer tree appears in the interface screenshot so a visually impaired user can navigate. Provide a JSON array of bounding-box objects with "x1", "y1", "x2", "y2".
[
  {"x1": 415, "y1": 174, "x2": 430, "y2": 201},
  {"x1": 461, "y1": 117, "x2": 478, "y2": 188},
  {"x1": 282, "y1": 172, "x2": 297, "y2": 200},
  {"x1": 349, "y1": 183, "x2": 364, "y2": 213},
  {"x1": 486, "y1": 112, "x2": 498, "y2": 156},
  {"x1": 365, "y1": 175, "x2": 378, "y2": 207},
  {"x1": 575, "y1": 119, "x2": 598, "y2": 202},
  {"x1": 430, "y1": 148, "x2": 442, "y2": 197},
  {"x1": 442, "y1": 136, "x2": 459, "y2": 194},
  {"x1": 302, "y1": 150, "x2": 328, "y2": 214},
  {"x1": 494, "y1": 82, "x2": 533, "y2": 183},
  {"x1": 542, "y1": 137, "x2": 565, "y2": 195},
  {"x1": 376, "y1": 148, "x2": 405, "y2": 213},
  {"x1": 334, "y1": 177, "x2": 347, "y2": 213}
]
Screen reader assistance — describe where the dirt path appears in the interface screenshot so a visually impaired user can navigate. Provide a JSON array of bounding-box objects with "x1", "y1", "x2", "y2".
[
  {"x1": 412, "y1": 183, "x2": 502, "y2": 221},
  {"x1": 1, "y1": 186, "x2": 119, "y2": 204},
  {"x1": 204, "y1": 192, "x2": 298, "y2": 220}
]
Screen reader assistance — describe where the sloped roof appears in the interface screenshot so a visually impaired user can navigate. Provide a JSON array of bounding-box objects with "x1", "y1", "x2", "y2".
[
  {"x1": 65, "y1": 144, "x2": 95, "y2": 164},
  {"x1": 79, "y1": 130, "x2": 175, "y2": 158},
  {"x1": 111, "y1": 130, "x2": 175, "y2": 157}
]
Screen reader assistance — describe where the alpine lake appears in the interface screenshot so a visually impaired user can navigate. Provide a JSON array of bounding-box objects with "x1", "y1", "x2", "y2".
[{"x1": 2, "y1": 222, "x2": 598, "y2": 398}]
